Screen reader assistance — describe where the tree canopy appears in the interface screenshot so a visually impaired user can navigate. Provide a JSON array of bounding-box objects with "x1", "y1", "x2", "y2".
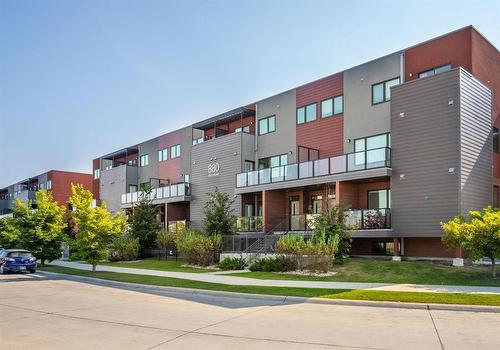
[{"x1": 203, "y1": 187, "x2": 236, "y2": 235}]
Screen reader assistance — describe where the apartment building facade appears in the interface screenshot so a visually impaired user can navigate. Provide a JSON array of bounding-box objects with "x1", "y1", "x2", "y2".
[
  {"x1": 92, "y1": 26, "x2": 499, "y2": 259},
  {"x1": 0, "y1": 170, "x2": 93, "y2": 216}
]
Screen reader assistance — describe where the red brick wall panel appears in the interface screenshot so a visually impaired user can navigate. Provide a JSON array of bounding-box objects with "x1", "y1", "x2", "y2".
[
  {"x1": 158, "y1": 130, "x2": 183, "y2": 183},
  {"x1": 48, "y1": 171, "x2": 93, "y2": 207}
]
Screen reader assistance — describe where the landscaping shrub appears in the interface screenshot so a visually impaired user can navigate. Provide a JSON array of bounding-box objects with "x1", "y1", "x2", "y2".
[
  {"x1": 156, "y1": 229, "x2": 177, "y2": 260},
  {"x1": 219, "y1": 256, "x2": 247, "y2": 270},
  {"x1": 108, "y1": 233, "x2": 139, "y2": 261},
  {"x1": 249, "y1": 256, "x2": 288, "y2": 272},
  {"x1": 175, "y1": 228, "x2": 221, "y2": 266}
]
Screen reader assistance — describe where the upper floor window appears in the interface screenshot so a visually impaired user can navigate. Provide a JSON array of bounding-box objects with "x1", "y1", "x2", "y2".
[
  {"x1": 372, "y1": 77, "x2": 400, "y2": 105},
  {"x1": 297, "y1": 103, "x2": 316, "y2": 124},
  {"x1": 235, "y1": 125, "x2": 250, "y2": 133},
  {"x1": 258, "y1": 116, "x2": 276, "y2": 135},
  {"x1": 259, "y1": 154, "x2": 288, "y2": 169},
  {"x1": 493, "y1": 127, "x2": 499, "y2": 153},
  {"x1": 158, "y1": 148, "x2": 168, "y2": 162},
  {"x1": 140, "y1": 154, "x2": 149, "y2": 167},
  {"x1": 129, "y1": 184, "x2": 138, "y2": 193},
  {"x1": 368, "y1": 189, "x2": 391, "y2": 209},
  {"x1": 419, "y1": 64, "x2": 452, "y2": 79},
  {"x1": 192, "y1": 137, "x2": 204, "y2": 145},
  {"x1": 170, "y1": 144, "x2": 181, "y2": 158},
  {"x1": 355, "y1": 133, "x2": 390, "y2": 152},
  {"x1": 321, "y1": 95, "x2": 343, "y2": 118},
  {"x1": 46, "y1": 180, "x2": 52, "y2": 190},
  {"x1": 243, "y1": 160, "x2": 254, "y2": 172},
  {"x1": 93, "y1": 169, "x2": 100, "y2": 179}
]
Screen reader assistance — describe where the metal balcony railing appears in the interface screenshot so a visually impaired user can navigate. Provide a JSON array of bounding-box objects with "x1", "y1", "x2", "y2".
[
  {"x1": 121, "y1": 183, "x2": 190, "y2": 205},
  {"x1": 345, "y1": 208, "x2": 391, "y2": 230},
  {"x1": 236, "y1": 147, "x2": 391, "y2": 188}
]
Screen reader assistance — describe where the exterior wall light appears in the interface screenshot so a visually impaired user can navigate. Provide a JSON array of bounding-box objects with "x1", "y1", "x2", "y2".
[
  {"x1": 399, "y1": 112, "x2": 405, "y2": 118},
  {"x1": 448, "y1": 167, "x2": 455, "y2": 174},
  {"x1": 399, "y1": 174, "x2": 405, "y2": 180}
]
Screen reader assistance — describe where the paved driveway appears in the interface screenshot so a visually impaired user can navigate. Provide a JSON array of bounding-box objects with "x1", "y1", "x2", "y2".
[{"x1": 1, "y1": 273, "x2": 499, "y2": 350}]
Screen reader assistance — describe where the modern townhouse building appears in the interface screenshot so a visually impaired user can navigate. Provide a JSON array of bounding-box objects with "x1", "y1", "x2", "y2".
[
  {"x1": 0, "y1": 170, "x2": 93, "y2": 216},
  {"x1": 92, "y1": 26, "x2": 499, "y2": 260}
]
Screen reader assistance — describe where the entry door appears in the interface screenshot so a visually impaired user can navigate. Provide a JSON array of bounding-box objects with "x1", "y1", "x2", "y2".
[{"x1": 289, "y1": 198, "x2": 300, "y2": 231}]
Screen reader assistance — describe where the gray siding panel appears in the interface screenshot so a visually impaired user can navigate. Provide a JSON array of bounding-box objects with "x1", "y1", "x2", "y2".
[
  {"x1": 138, "y1": 137, "x2": 159, "y2": 186},
  {"x1": 391, "y1": 70, "x2": 461, "y2": 237},
  {"x1": 391, "y1": 68, "x2": 493, "y2": 237},
  {"x1": 190, "y1": 133, "x2": 243, "y2": 230},
  {"x1": 459, "y1": 70, "x2": 493, "y2": 213}
]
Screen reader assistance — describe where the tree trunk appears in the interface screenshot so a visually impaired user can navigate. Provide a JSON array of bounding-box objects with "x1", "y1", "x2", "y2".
[
  {"x1": 92, "y1": 263, "x2": 96, "y2": 272},
  {"x1": 492, "y1": 258, "x2": 497, "y2": 278},
  {"x1": 41, "y1": 259, "x2": 45, "y2": 267}
]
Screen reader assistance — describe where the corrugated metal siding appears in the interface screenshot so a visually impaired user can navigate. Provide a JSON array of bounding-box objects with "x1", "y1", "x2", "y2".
[
  {"x1": 459, "y1": 69, "x2": 492, "y2": 213},
  {"x1": 190, "y1": 133, "x2": 242, "y2": 230},
  {"x1": 391, "y1": 70, "x2": 461, "y2": 237}
]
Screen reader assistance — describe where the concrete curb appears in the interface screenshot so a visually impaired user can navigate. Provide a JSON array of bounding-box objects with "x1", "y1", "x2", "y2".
[{"x1": 39, "y1": 271, "x2": 500, "y2": 313}]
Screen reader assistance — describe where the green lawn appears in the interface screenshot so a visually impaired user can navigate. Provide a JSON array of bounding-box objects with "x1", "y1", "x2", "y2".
[
  {"x1": 228, "y1": 259, "x2": 500, "y2": 287},
  {"x1": 99, "y1": 258, "x2": 217, "y2": 273},
  {"x1": 39, "y1": 265, "x2": 500, "y2": 306}
]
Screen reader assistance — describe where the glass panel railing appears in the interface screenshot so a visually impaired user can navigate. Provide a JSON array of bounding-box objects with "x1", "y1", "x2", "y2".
[
  {"x1": 299, "y1": 161, "x2": 313, "y2": 178},
  {"x1": 163, "y1": 186, "x2": 170, "y2": 198},
  {"x1": 344, "y1": 209, "x2": 391, "y2": 229},
  {"x1": 236, "y1": 173, "x2": 247, "y2": 187},
  {"x1": 178, "y1": 183, "x2": 185, "y2": 196},
  {"x1": 236, "y1": 216, "x2": 263, "y2": 232},
  {"x1": 285, "y1": 164, "x2": 298, "y2": 181},
  {"x1": 170, "y1": 184, "x2": 178, "y2": 197},
  {"x1": 235, "y1": 147, "x2": 391, "y2": 188},
  {"x1": 121, "y1": 194, "x2": 126, "y2": 204},
  {"x1": 259, "y1": 168, "x2": 271, "y2": 184},
  {"x1": 271, "y1": 166, "x2": 285, "y2": 182},
  {"x1": 330, "y1": 155, "x2": 346, "y2": 174},
  {"x1": 290, "y1": 214, "x2": 306, "y2": 231},
  {"x1": 314, "y1": 158, "x2": 329, "y2": 176},
  {"x1": 126, "y1": 193, "x2": 132, "y2": 204},
  {"x1": 248, "y1": 170, "x2": 259, "y2": 186},
  {"x1": 347, "y1": 151, "x2": 366, "y2": 171}
]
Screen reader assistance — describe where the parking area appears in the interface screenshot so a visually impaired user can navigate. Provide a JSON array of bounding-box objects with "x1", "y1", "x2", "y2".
[{"x1": 1, "y1": 273, "x2": 499, "y2": 350}]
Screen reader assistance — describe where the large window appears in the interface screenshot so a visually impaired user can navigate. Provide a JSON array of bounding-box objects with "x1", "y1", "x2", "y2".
[
  {"x1": 140, "y1": 154, "x2": 149, "y2": 167},
  {"x1": 494, "y1": 127, "x2": 499, "y2": 153},
  {"x1": 321, "y1": 95, "x2": 343, "y2": 118},
  {"x1": 158, "y1": 148, "x2": 168, "y2": 162},
  {"x1": 170, "y1": 145, "x2": 181, "y2": 158},
  {"x1": 368, "y1": 189, "x2": 391, "y2": 209},
  {"x1": 354, "y1": 133, "x2": 390, "y2": 152},
  {"x1": 243, "y1": 161, "x2": 254, "y2": 172},
  {"x1": 258, "y1": 116, "x2": 276, "y2": 135},
  {"x1": 259, "y1": 154, "x2": 288, "y2": 170},
  {"x1": 93, "y1": 169, "x2": 100, "y2": 179},
  {"x1": 296, "y1": 103, "x2": 317, "y2": 124},
  {"x1": 372, "y1": 77, "x2": 400, "y2": 105},
  {"x1": 46, "y1": 180, "x2": 52, "y2": 190},
  {"x1": 419, "y1": 64, "x2": 452, "y2": 79}
]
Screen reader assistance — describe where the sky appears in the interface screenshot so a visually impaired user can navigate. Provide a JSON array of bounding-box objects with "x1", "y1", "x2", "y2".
[{"x1": 0, "y1": 0, "x2": 499, "y2": 187}]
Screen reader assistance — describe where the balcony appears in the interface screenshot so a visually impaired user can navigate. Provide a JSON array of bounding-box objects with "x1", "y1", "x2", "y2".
[
  {"x1": 236, "y1": 147, "x2": 391, "y2": 190},
  {"x1": 236, "y1": 216, "x2": 263, "y2": 232},
  {"x1": 121, "y1": 183, "x2": 190, "y2": 205},
  {"x1": 345, "y1": 209, "x2": 391, "y2": 230}
]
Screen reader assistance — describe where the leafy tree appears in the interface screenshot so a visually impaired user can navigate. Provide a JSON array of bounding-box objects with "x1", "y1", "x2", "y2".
[
  {"x1": 441, "y1": 207, "x2": 500, "y2": 277},
  {"x1": 0, "y1": 217, "x2": 20, "y2": 248},
  {"x1": 69, "y1": 184, "x2": 126, "y2": 271},
  {"x1": 12, "y1": 190, "x2": 66, "y2": 265},
  {"x1": 203, "y1": 187, "x2": 236, "y2": 235},
  {"x1": 129, "y1": 190, "x2": 161, "y2": 257},
  {"x1": 311, "y1": 205, "x2": 353, "y2": 263},
  {"x1": 156, "y1": 229, "x2": 176, "y2": 260}
]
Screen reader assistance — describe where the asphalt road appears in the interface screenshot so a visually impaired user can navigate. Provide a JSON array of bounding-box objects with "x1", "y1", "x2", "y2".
[{"x1": 1, "y1": 273, "x2": 499, "y2": 350}]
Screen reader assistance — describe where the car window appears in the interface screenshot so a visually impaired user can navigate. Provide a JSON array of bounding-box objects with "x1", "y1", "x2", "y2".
[{"x1": 8, "y1": 252, "x2": 32, "y2": 258}]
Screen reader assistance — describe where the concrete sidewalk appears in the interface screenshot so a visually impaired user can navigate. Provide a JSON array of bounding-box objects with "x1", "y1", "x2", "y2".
[{"x1": 51, "y1": 260, "x2": 500, "y2": 294}]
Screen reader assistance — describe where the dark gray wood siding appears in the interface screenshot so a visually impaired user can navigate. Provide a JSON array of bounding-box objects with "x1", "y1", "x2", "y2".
[
  {"x1": 459, "y1": 70, "x2": 492, "y2": 213},
  {"x1": 391, "y1": 68, "x2": 492, "y2": 237},
  {"x1": 190, "y1": 133, "x2": 247, "y2": 230},
  {"x1": 391, "y1": 70, "x2": 461, "y2": 237}
]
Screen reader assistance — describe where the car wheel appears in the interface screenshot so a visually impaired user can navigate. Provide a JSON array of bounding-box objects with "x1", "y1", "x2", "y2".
[{"x1": 29, "y1": 269, "x2": 36, "y2": 274}]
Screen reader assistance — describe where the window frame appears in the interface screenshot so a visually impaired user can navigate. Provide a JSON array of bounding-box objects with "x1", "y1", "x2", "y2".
[
  {"x1": 354, "y1": 133, "x2": 391, "y2": 152},
  {"x1": 170, "y1": 144, "x2": 181, "y2": 159},
  {"x1": 258, "y1": 153, "x2": 288, "y2": 170},
  {"x1": 93, "y1": 169, "x2": 100, "y2": 179},
  {"x1": 321, "y1": 95, "x2": 344, "y2": 118},
  {"x1": 140, "y1": 154, "x2": 149, "y2": 167},
  {"x1": 296, "y1": 103, "x2": 317, "y2": 124},
  {"x1": 367, "y1": 189, "x2": 391, "y2": 209},
  {"x1": 258, "y1": 115, "x2": 276, "y2": 136},
  {"x1": 371, "y1": 77, "x2": 400, "y2": 105},
  {"x1": 158, "y1": 148, "x2": 168, "y2": 162},
  {"x1": 46, "y1": 180, "x2": 52, "y2": 190}
]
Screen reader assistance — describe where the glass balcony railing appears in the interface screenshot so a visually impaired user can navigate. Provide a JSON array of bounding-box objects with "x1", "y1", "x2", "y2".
[
  {"x1": 236, "y1": 147, "x2": 391, "y2": 188},
  {"x1": 236, "y1": 216, "x2": 263, "y2": 232},
  {"x1": 121, "y1": 183, "x2": 190, "y2": 205},
  {"x1": 345, "y1": 209, "x2": 391, "y2": 229}
]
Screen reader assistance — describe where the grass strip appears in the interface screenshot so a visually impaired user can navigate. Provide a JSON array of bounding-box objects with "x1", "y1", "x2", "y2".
[{"x1": 40, "y1": 265, "x2": 500, "y2": 306}]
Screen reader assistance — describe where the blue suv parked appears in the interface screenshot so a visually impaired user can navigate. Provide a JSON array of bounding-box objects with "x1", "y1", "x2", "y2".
[{"x1": 0, "y1": 249, "x2": 37, "y2": 274}]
